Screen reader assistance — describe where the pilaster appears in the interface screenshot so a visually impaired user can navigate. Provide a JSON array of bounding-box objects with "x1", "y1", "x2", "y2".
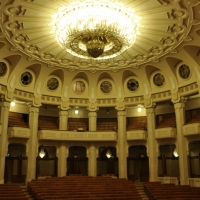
[
  {"x1": 26, "y1": 106, "x2": 39, "y2": 182},
  {"x1": 0, "y1": 101, "x2": 10, "y2": 183},
  {"x1": 58, "y1": 109, "x2": 68, "y2": 177},
  {"x1": 117, "y1": 110, "x2": 127, "y2": 178},
  {"x1": 174, "y1": 97, "x2": 188, "y2": 185},
  {"x1": 146, "y1": 104, "x2": 158, "y2": 182}
]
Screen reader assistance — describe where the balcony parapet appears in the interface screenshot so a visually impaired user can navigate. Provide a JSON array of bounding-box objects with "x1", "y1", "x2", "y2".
[
  {"x1": 38, "y1": 130, "x2": 117, "y2": 141},
  {"x1": 155, "y1": 127, "x2": 176, "y2": 139},
  {"x1": 8, "y1": 127, "x2": 30, "y2": 138},
  {"x1": 126, "y1": 130, "x2": 147, "y2": 141},
  {"x1": 183, "y1": 123, "x2": 200, "y2": 136}
]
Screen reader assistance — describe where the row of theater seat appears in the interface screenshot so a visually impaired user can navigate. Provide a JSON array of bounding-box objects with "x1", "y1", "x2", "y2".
[
  {"x1": 144, "y1": 181, "x2": 200, "y2": 200},
  {"x1": 28, "y1": 176, "x2": 142, "y2": 200},
  {"x1": 0, "y1": 184, "x2": 28, "y2": 200}
]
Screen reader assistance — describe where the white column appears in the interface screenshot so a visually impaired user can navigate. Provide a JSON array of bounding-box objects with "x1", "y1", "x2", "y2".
[
  {"x1": 0, "y1": 102, "x2": 10, "y2": 183},
  {"x1": 88, "y1": 111, "x2": 97, "y2": 176},
  {"x1": 26, "y1": 106, "x2": 39, "y2": 182},
  {"x1": 117, "y1": 110, "x2": 127, "y2": 178},
  {"x1": 174, "y1": 99, "x2": 188, "y2": 185},
  {"x1": 146, "y1": 106, "x2": 158, "y2": 182},
  {"x1": 88, "y1": 111, "x2": 97, "y2": 131},
  {"x1": 58, "y1": 110, "x2": 68, "y2": 177}
]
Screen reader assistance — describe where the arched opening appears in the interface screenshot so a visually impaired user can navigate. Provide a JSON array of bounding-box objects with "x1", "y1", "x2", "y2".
[
  {"x1": 97, "y1": 146, "x2": 118, "y2": 177},
  {"x1": 36, "y1": 145, "x2": 57, "y2": 178},
  {"x1": 188, "y1": 141, "x2": 200, "y2": 178},
  {"x1": 67, "y1": 146, "x2": 88, "y2": 176},
  {"x1": 5, "y1": 143, "x2": 27, "y2": 183},
  {"x1": 158, "y1": 144, "x2": 179, "y2": 179},
  {"x1": 127, "y1": 145, "x2": 149, "y2": 182}
]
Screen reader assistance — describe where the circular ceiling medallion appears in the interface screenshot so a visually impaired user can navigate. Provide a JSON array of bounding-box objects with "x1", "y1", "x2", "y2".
[
  {"x1": 0, "y1": 62, "x2": 7, "y2": 77},
  {"x1": 0, "y1": 0, "x2": 195, "y2": 71},
  {"x1": 100, "y1": 81, "x2": 112, "y2": 94},
  {"x1": 127, "y1": 79, "x2": 139, "y2": 92},
  {"x1": 73, "y1": 81, "x2": 85, "y2": 94},
  {"x1": 20, "y1": 71, "x2": 33, "y2": 86},
  {"x1": 47, "y1": 78, "x2": 59, "y2": 90},
  {"x1": 179, "y1": 64, "x2": 190, "y2": 79},
  {"x1": 153, "y1": 73, "x2": 165, "y2": 87}
]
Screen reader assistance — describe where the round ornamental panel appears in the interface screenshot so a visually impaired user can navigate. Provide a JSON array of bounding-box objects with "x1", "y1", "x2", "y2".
[
  {"x1": 127, "y1": 79, "x2": 139, "y2": 91},
  {"x1": 47, "y1": 78, "x2": 59, "y2": 90},
  {"x1": 73, "y1": 81, "x2": 85, "y2": 94},
  {"x1": 153, "y1": 73, "x2": 165, "y2": 87},
  {"x1": 0, "y1": 62, "x2": 7, "y2": 77},
  {"x1": 179, "y1": 64, "x2": 190, "y2": 79},
  {"x1": 21, "y1": 71, "x2": 33, "y2": 85},
  {"x1": 100, "y1": 81, "x2": 112, "y2": 94}
]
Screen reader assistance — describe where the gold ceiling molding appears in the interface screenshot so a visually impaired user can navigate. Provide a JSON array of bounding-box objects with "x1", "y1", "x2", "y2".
[{"x1": 0, "y1": 0, "x2": 198, "y2": 71}]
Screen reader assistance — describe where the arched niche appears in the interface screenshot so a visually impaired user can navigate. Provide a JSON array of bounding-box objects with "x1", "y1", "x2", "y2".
[
  {"x1": 67, "y1": 146, "x2": 88, "y2": 176},
  {"x1": 127, "y1": 145, "x2": 149, "y2": 182},
  {"x1": 97, "y1": 72, "x2": 114, "y2": 83},
  {"x1": 4, "y1": 54, "x2": 22, "y2": 76},
  {"x1": 73, "y1": 71, "x2": 89, "y2": 83},
  {"x1": 188, "y1": 141, "x2": 200, "y2": 178},
  {"x1": 183, "y1": 45, "x2": 200, "y2": 65},
  {"x1": 36, "y1": 145, "x2": 57, "y2": 178},
  {"x1": 158, "y1": 144, "x2": 179, "y2": 178},
  {"x1": 5, "y1": 143, "x2": 27, "y2": 183},
  {"x1": 97, "y1": 146, "x2": 118, "y2": 177}
]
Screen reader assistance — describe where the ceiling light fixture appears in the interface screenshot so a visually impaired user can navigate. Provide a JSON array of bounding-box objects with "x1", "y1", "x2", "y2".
[{"x1": 51, "y1": 1, "x2": 139, "y2": 59}]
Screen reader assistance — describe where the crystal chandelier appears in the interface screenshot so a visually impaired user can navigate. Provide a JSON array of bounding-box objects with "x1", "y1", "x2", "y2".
[{"x1": 51, "y1": 1, "x2": 139, "y2": 59}]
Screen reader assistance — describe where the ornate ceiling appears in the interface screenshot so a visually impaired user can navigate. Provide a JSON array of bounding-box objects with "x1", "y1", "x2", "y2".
[
  {"x1": 0, "y1": 0, "x2": 200, "y2": 109},
  {"x1": 1, "y1": 0, "x2": 199, "y2": 71}
]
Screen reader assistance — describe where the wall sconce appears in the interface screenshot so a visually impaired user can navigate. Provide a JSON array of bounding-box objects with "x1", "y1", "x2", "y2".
[
  {"x1": 137, "y1": 105, "x2": 143, "y2": 112},
  {"x1": 106, "y1": 149, "x2": 112, "y2": 158},
  {"x1": 173, "y1": 149, "x2": 179, "y2": 157},
  {"x1": 75, "y1": 108, "x2": 79, "y2": 114},
  {"x1": 11, "y1": 100, "x2": 15, "y2": 107},
  {"x1": 39, "y1": 149, "x2": 46, "y2": 158}
]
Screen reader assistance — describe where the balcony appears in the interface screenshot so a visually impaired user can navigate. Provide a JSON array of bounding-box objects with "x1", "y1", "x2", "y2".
[
  {"x1": 183, "y1": 123, "x2": 200, "y2": 136},
  {"x1": 38, "y1": 130, "x2": 117, "y2": 141},
  {"x1": 7, "y1": 127, "x2": 30, "y2": 139},
  {"x1": 155, "y1": 127, "x2": 176, "y2": 139},
  {"x1": 126, "y1": 130, "x2": 147, "y2": 141}
]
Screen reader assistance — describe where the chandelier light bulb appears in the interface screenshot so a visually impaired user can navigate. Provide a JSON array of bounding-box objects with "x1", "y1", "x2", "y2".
[{"x1": 51, "y1": 1, "x2": 139, "y2": 59}]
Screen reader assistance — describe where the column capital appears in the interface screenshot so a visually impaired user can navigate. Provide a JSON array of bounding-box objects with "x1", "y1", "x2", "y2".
[
  {"x1": 87, "y1": 102, "x2": 99, "y2": 112},
  {"x1": 28, "y1": 106, "x2": 39, "y2": 113},
  {"x1": 0, "y1": 101, "x2": 10, "y2": 109},
  {"x1": 88, "y1": 111, "x2": 97, "y2": 118},
  {"x1": 117, "y1": 110, "x2": 126, "y2": 117},
  {"x1": 173, "y1": 97, "x2": 187, "y2": 109},
  {"x1": 115, "y1": 101, "x2": 126, "y2": 111},
  {"x1": 59, "y1": 110, "x2": 69, "y2": 116}
]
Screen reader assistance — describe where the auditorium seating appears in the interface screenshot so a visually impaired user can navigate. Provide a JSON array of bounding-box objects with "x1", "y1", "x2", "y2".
[
  {"x1": 156, "y1": 113, "x2": 176, "y2": 128},
  {"x1": 144, "y1": 181, "x2": 200, "y2": 200},
  {"x1": 28, "y1": 176, "x2": 142, "y2": 200},
  {"x1": 97, "y1": 118, "x2": 117, "y2": 131},
  {"x1": 126, "y1": 116, "x2": 147, "y2": 130},
  {"x1": 8, "y1": 112, "x2": 28, "y2": 128},
  {"x1": 0, "y1": 184, "x2": 28, "y2": 200},
  {"x1": 38, "y1": 116, "x2": 59, "y2": 130},
  {"x1": 68, "y1": 118, "x2": 88, "y2": 131}
]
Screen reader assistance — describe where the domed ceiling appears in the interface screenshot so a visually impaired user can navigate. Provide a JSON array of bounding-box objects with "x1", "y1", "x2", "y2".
[
  {"x1": 0, "y1": 0, "x2": 200, "y2": 108},
  {"x1": 0, "y1": 0, "x2": 199, "y2": 71}
]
